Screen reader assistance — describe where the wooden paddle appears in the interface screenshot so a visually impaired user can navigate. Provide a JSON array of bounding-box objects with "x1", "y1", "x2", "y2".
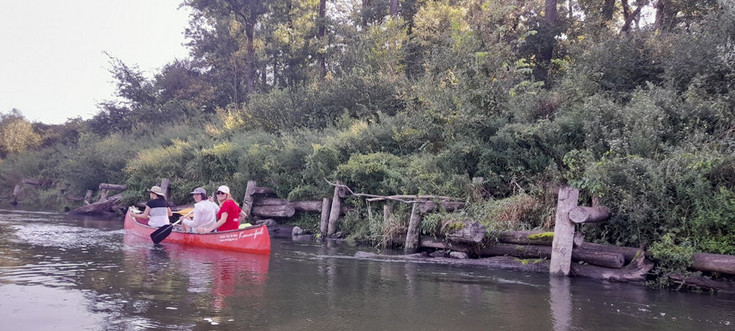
[{"x1": 150, "y1": 209, "x2": 193, "y2": 244}]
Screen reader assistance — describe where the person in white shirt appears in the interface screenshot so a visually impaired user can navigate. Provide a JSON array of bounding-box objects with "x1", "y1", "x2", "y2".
[{"x1": 181, "y1": 187, "x2": 219, "y2": 233}]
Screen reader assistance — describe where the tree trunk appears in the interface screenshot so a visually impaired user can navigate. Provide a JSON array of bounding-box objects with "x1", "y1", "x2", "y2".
[
  {"x1": 318, "y1": 0, "x2": 327, "y2": 78},
  {"x1": 245, "y1": 19, "x2": 256, "y2": 95},
  {"x1": 390, "y1": 0, "x2": 398, "y2": 16}
]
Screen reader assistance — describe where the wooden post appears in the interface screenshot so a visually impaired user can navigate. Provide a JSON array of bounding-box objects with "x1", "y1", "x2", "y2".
[
  {"x1": 550, "y1": 186, "x2": 580, "y2": 276},
  {"x1": 320, "y1": 198, "x2": 331, "y2": 234},
  {"x1": 12, "y1": 184, "x2": 21, "y2": 205},
  {"x1": 404, "y1": 202, "x2": 421, "y2": 254},
  {"x1": 242, "y1": 180, "x2": 257, "y2": 220},
  {"x1": 160, "y1": 178, "x2": 170, "y2": 201},
  {"x1": 383, "y1": 204, "x2": 392, "y2": 224},
  {"x1": 99, "y1": 189, "x2": 109, "y2": 201},
  {"x1": 327, "y1": 185, "x2": 342, "y2": 235},
  {"x1": 84, "y1": 190, "x2": 93, "y2": 205}
]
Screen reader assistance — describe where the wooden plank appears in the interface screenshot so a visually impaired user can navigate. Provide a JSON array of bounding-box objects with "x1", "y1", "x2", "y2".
[{"x1": 550, "y1": 187, "x2": 580, "y2": 276}]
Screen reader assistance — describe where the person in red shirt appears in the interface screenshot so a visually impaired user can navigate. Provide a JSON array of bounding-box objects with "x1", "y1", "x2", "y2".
[{"x1": 196, "y1": 185, "x2": 243, "y2": 233}]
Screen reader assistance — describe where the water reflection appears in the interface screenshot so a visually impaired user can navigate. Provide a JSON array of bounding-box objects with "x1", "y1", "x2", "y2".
[
  {"x1": 122, "y1": 233, "x2": 270, "y2": 314},
  {"x1": 549, "y1": 276, "x2": 572, "y2": 331}
]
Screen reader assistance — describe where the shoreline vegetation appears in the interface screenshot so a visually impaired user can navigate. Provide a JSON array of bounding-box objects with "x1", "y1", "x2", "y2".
[{"x1": 2, "y1": 1, "x2": 734, "y2": 292}]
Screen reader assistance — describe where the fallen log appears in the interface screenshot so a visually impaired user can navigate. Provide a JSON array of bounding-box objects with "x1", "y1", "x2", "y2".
[
  {"x1": 419, "y1": 237, "x2": 625, "y2": 268},
  {"x1": 291, "y1": 200, "x2": 324, "y2": 212},
  {"x1": 252, "y1": 186, "x2": 276, "y2": 196},
  {"x1": 569, "y1": 206, "x2": 611, "y2": 224},
  {"x1": 351, "y1": 251, "x2": 648, "y2": 283},
  {"x1": 691, "y1": 253, "x2": 735, "y2": 275},
  {"x1": 442, "y1": 220, "x2": 486, "y2": 243},
  {"x1": 98, "y1": 183, "x2": 127, "y2": 190},
  {"x1": 570, "y1": 252, "x2": 653, "y2": 283},
  {"x1": 255, "y1": 197, "x2": 289, "y2": 206},
  {"x1": 578, "y1": 242, "x2": 644, "y2": 265},
  {"x1": 69, "y1": 193, "x2": 123, "y2": 215},
  {"x1": 668, "y1": 273, "x2": 735, "y2": 293},
  {"x1": 497, "y1": 231, "x2": 554, "y2": 245},
  {"x1": 353, "y1": 251, "x2": 551, "y2": 273},
  {"x1": 251, "y1": 204, "x2": 295, "y2": 218}
]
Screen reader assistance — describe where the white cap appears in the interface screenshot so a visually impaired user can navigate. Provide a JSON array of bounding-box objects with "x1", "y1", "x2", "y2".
[{"x1": 217, "y1": 185, "x2": 230, "y2": 194}]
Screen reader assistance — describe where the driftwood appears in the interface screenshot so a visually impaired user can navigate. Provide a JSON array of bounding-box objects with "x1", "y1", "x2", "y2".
[
  {"x1": 442, "y1": 220, "x2": 486, "y2": 243},
  {"x1": 668, "y1": 273, "x2": 735, "y2": 293},
  {"x1": 570, "y1": 252, "x2": 653, "y2": 282},
  {"x1": 692, "y1": 253, "x2": 735, "y2": 275},
  {"x1": 69, "y1": 193, "x2": 123, "y2": 215},
  {"x1": 568, "y1": 206, "x2": 611, "y2": 224}
]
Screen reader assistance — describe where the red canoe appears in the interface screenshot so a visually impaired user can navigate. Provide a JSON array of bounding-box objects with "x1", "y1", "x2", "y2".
[{"x1": 124, "y1": 211, "x2": 271, "y2": 254}]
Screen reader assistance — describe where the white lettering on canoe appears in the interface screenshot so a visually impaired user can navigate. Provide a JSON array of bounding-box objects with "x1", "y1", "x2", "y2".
[
  {"x1": 217, "y1": 227, "x2": 264, "y2": 243},
  {"x1": 239, "y1": 227, "x2": 264, "y2": 240}
]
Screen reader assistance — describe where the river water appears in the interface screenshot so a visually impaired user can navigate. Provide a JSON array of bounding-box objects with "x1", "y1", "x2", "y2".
[{"x1": 1, "y1": 209, "x2": 734, "y2": 330}]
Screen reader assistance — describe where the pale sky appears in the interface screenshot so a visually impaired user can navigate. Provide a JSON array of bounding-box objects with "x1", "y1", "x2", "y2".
[{"x1": 0, "y1": 1, "x2": 191, "y2": 125}]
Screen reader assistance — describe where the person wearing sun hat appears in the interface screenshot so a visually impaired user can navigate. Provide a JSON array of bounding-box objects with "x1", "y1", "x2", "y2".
[
  {"x1": 129, "y1": 185, "x2": 173, "y2": 227},
  {"x1": 181, "y1": 187, "x2": 218, "y2": 233},
  {"x1": 196, "y1": 185, "x2": 242, "y2": 233}
]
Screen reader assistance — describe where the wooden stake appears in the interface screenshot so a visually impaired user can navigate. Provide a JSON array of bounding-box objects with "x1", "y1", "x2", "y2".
[
  {"x1": 320, "y1": 198, "x2": 330, "y2": 234},
  {"x1": 550, "y1": 186, "x2": 580, "y2": 276},
  {"x1": 404, "y1": 202, "x2": 421, "y2": 254}
]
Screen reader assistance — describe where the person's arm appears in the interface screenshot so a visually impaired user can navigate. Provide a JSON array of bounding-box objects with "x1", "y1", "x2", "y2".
[
  {"x1": 131, "y1": 206, "x2": 151, "y2": 219},
  {"x1": 167, "y1": 207, "x2": 173, "y2": 217},
  {"x1": 198, "y1": 212, "x2": 227, "y2": 233}
]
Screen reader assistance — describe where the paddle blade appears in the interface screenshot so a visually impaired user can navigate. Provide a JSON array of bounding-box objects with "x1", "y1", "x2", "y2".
[{"x1": 150, "y1": 224, "x2": 173, "y2": 244}]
